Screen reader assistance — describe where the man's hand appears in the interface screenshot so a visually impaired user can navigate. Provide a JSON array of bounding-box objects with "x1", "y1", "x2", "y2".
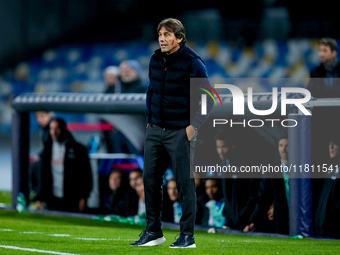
[
  {"x1": 79, "y1": 198, "x2": 86, "y2": 212},
  {"x1": 243, "y1": 223, "x2": 255, "y2": 232},
  {"x1": 267, "y1": 204, "x2": 274, "y2": 221},
  {"x1": 36, "y1": 201, "x2": 44, "y2": 210},
  {"x1": 186, "y1": 125, "x2": 196, "y2": 141}
]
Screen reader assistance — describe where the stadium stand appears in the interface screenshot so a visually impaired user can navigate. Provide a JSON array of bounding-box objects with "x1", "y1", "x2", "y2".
[{"x1": 2, "y1": 39, "x2": 338, "y2": 133}]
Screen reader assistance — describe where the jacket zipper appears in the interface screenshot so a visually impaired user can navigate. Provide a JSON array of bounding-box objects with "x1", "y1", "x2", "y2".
[{"x1": 160, "y1": 66, "x2": 167, "y2": 126}]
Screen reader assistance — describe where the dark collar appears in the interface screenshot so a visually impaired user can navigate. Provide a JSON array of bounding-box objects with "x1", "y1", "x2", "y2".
[{"x1": 155, "y1": 43, "x2": 187, "y2": 58}]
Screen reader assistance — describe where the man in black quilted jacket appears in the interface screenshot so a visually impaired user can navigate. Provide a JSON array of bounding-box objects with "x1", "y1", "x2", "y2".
[{"x1": 131, "y1": 18, "x2": 213, "y2": 248}]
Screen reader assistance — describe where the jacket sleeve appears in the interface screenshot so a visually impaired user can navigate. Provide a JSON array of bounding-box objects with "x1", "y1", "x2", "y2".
[
  {"x1": 78, "y1": 144, "x2": 93, "y2": 200},
  {"x1": 239, "y1": 178, "x2": 261, "y2": 226},
  {"x1": 145, "y1": 60, "x2": 153, "y2": 125},
  {"x1": 331, "y1": 180, "x2": 340, "y2": 219},
  {"x1": 195, "y1": 195, "x2": 209, "y2": 226},
  {"x1": 190, "y1": 58, "x2": 214, "y2": 130},
  {"x1": 248, "y1": 178, "x2": 274, "y2": 225}
]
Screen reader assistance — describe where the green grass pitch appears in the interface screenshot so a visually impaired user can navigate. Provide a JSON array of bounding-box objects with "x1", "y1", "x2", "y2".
[{"x1": 0, "y1": 210, "x2": 339, "y2": 255}]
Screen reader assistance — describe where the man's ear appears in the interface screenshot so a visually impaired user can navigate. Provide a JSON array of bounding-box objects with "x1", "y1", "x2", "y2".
[
  {"x1": 177, "y1": 37, "x2": 183, "y2": 45},
  {"x1": 332, "y1": 50, "x2": 337, "y2": 59}
]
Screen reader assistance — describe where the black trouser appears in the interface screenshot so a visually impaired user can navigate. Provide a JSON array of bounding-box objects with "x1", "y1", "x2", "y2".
[{"x1": 143, "y1": 124, "x2": 196, "y2": 236}]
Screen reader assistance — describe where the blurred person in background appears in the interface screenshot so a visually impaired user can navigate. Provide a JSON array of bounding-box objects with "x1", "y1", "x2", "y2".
[
  {"x1": 129, "y1": 169, "x2": 143, "y2": 190},
  {"x1": 215, "y1": 131, "x2": 259, "y2": 230},
  {"x1": 131, "y1": 18, "x2": 213, "y2": 248},
  {"x1": 29, "y1": 111, "x2": 54, "y2": 199},
  {"x1": 101, "y1": 62, "x2": 142, "y2": 154},
  {"x1": 308, "y1": 38, "x2": 340, "y2": 98},
  {"x1": 134, "y1": 175, "x2": 146, "y2": 216},
  {"x1": 193, "y1": 171, "x2": 206, "y2": 199},
  {"x1": 314, "y1": 134, "x2": 340, "y2": 239},
  {"x1": 35, "y1": 118, "x2": 92, "y2": 213},
  {"x1": 101, "y1": 65, "x2": 121, "y2": 153},
  {"x1": 243, "y1": 137, "x2": 290, "y2": 235},
  {"x1": 196, "y1": 179, "x2": 225, "y2": 228},
  {"x1": 103, "y1": 65, "x2": 121, "y2": 93},
  {"x1": 128, "y1": 169, "x2": 143, "y2": 215},
  {"x1": 119, "y1": 60, "x2": 145, "y2": 93},
  {"x1": 35, "y1": 111, "x2": 54, "y2": 146},
  {"x1": 106, "y1": 169, "x2": 136, "y2": 217},
  {"x1": 162, "y1": 179, "x2": 182, "y2": 224}
]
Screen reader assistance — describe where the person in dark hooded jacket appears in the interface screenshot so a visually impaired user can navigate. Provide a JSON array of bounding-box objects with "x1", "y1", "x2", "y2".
[
  {"x1": 314, "y1": 135, "x2": 340, "y2": 239},
  {"x1": 35, "y1": 118, "x2": 92, "y2": 213},
  {"x1": 214, "y1": 131, "x2": 260, "y2": 230},
  {"x1": 243, "y1": 137, "x2": 290, "y2": 235}
]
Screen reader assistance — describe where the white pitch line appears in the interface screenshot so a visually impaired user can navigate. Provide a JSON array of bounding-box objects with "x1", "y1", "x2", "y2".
[
  {"x1": 48, "y1": 234, "x2": 71, "y2": 237},
  {"x1": 0, "y1": 203, "x2": 8, "y2": 208},
  {"x1": 75, "y1": 237, "x2": 134, "y2": 241},
  {"x1": 17, "y1": 231, "x2": 70, "y2": 236},
  {"x1": 1, "y1": 228, "x2": 131, "y2": 241},
  {"x1": 75, "y1": 237, "x2": 110, "y2": 241},
  {"x1": 0, "y1": 244, "x2": 80, "y2": 255},
  {"x1": 21, "y1": 231, "x2": 45, "y2": 234}
]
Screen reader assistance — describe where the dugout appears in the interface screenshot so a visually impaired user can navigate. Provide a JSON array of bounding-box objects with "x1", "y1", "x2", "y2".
[{"x1": 10, "y1": 91, "x2": 340, "y2": 237}]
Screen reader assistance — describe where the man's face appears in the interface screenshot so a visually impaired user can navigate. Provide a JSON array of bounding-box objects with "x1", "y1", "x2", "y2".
[
  {"x1": 36, "y1": 112, "x2": 52, "y2": 128},
  {"x1": 119, "y1": 62, "x2": 138, "y2": 83},
  {"x1": 329, "y1": 141, "x2": 339, "y2": 158},
  {"x1": 167, "y1": 180, "x2": 179, "y2": 202},
  {"x1": 319, "y1": 44, "x2": 337, "y2": 64},
  {"x1": 205, "y1": 180, "x2": 219, "y2": 200},
  {"x1": 216, "y1": 140, "x2": 232, "y2": 161},
  {"x1": 158, "y1": 26, "x2": 182, "y2": 55},
  {"x1": 50, "y1": 120, "x2": 63, "y2": 142},
  {"x1": 129, "y1": 171, "x2": 142, "y2": 190},
  {"x1": 105, "y1": 73, "x2": 117, "y2": 86},
  {"x1": 193, "y1": 171, "x2": 205, "y2": 188},
  {"x1": 109, "y1": 172, "x2": 122, "y2": 191},
  {"x1": 278, "y1": 138, "x2": 288, "y2": 162}
]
